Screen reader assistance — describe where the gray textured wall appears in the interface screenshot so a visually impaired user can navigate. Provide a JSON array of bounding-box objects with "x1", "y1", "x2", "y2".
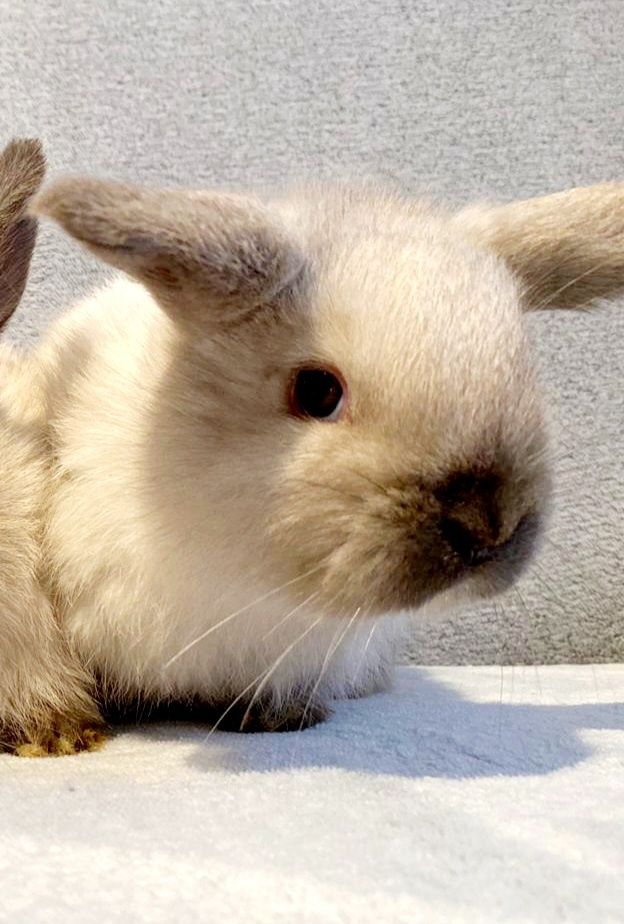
[{"x1": 2, "y1": 0, "x2": 623, "y2": 662}]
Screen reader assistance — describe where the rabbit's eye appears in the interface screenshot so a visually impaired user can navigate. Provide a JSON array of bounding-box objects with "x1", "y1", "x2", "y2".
[{"x1": 288, "y1": 367, "x2": 346, "y2": 421}]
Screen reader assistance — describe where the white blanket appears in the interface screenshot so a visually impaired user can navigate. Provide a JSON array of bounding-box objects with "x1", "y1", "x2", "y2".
[{"x1": 2, "y1": 665, "x2": 623, "y2": 923}]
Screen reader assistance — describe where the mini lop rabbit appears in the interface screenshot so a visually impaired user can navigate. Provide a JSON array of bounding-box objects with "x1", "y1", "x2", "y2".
[{"x1": 6, "y1": 172, "x2": 624, "y2": 754}]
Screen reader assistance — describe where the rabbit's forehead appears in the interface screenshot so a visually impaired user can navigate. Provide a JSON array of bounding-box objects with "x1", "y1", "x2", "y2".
[
  {"x1": 282, "y1": 234, "x2": 543, "y2": 471},
  {"x1": 308, "y1": 235, "x2": 532, "y2": 411}
]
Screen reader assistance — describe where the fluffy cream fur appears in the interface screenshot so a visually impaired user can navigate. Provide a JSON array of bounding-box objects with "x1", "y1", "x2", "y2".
[
  {"x1": 0, "y1": 140, "x2": 100, "y2": 754},
  {"x1": 0, "y1": 348, "x2": 99, "y2": 754},
  {"x1": 4, "y1": 174, "x2": 624, "y2": 752}
]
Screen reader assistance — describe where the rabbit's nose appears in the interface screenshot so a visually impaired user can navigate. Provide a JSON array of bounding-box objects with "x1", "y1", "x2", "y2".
[
  {"x1": 434, "y1": 469, "x2": 521, "y2": 568},
  {"x1": 439, "y1": 516, "x2": 499, "y2": 567},
  {"x1": 436, "y1": 472, "x2": 539, "y2": 568}
]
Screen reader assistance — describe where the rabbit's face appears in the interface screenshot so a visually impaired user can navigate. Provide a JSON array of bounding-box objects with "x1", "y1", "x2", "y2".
[
  {"x1": 36, "y1": 177, "x2": 624, "y2": 621},
  {"x1": 263, "y1": 226, "x2": 548, "y2": 615}
]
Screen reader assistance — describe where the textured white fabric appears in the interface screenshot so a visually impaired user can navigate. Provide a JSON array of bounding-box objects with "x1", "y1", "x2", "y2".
[{"x1": 2, "y1": 665, "x2": 623, "y2": 923}]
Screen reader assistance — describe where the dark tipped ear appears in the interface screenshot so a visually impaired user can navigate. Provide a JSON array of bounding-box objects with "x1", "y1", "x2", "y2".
[
  {"x1": 0, "y1": 139, "x2": 46, "y2": 328},
  {"x1": 33, "y1": 177, "x2": 305, "y2": 324},
  {"x1": 455, "y1": 183, "x2": 624, "y2": 311}
]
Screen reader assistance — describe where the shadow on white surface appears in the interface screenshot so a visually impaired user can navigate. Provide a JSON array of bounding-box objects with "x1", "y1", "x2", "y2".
[{"x1": 116, "y1": 666, "x2": 624, "y2": 779}]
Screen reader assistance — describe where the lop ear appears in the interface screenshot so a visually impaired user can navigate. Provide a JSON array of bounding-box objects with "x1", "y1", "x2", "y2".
[
  {"x1": 0, "y1": 138, "x2": 45, "y2": 328},
  {"x1": 32, "y1": 177, "x2": 305, "y2": 324},
  {"x1": 455, "y1": 183, "x2": 624, "y2": 310}
]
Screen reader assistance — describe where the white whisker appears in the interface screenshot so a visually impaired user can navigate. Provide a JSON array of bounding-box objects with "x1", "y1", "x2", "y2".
[
  {"x1": 261, "y1": 590, "x2": 320, "y2": 642},
  {"x1": 201, "y1": 613, "x2": 326, "y2": 740},
  {"x1": 164, "y1": 564, "x2": 324, "y2": 668},
  {"x1": 351, "y1": 617, "x2": 379, "y2": 685},
  {"x1": 202, "y1": 669, "x2": 277, "y2": 742},
  {"x1": 299, "y1": 607, "x2": 361, "y2": 730},
  {"x1": 237, "y1": 614, "x2": 327, "y2": 731}
]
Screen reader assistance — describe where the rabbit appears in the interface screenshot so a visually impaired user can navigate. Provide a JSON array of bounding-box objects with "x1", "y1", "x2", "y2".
[
  {"x1": 0, "y1": 140, "x2": 102, "y2": 756},
  {"x1": 11, "y1": 172, "x2": 624, "y2": 753}
]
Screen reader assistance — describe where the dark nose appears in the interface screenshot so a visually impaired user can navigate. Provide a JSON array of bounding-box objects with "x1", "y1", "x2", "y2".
[
  {"x1": 436, "y1": 470, "x2": 505, "y2": 568},
  {"x1": 439, "y1": 517, "x2": 499, "y2": 567}
]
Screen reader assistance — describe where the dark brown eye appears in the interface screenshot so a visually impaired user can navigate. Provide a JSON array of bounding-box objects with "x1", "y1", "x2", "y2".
[{"x1": 288, "y1": 367, "x2": 346, "y2": 421}]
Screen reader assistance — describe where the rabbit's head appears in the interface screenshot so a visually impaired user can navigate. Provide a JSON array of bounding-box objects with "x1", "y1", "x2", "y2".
[{"x1": 35, "y1": 177, "x2": 624, "y2": 619}]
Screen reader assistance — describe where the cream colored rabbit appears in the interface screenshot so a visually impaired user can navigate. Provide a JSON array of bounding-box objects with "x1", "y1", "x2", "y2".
[{"x1": 8, "y1": 172, "x2": 624, "y2": 753}]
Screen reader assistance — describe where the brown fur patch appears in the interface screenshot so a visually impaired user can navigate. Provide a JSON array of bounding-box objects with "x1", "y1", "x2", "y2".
[
  {"x1": 0, "y1": 138, "x2": 45, "y2": 327},
  {"x1": 8, "y1": 717, "x2": 107, "y2": 758},
  {"x1": 32, "y1": 177, "x2": 305, "y2": 325}
]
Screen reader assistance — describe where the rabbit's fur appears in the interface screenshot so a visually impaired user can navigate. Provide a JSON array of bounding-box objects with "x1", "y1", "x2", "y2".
[
  {"x1": 0, "y1": 141, "x2": 100, "y2": 754},
  {"x1": 5, "y1": 171, "x2": 624, "y2": 751}
]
